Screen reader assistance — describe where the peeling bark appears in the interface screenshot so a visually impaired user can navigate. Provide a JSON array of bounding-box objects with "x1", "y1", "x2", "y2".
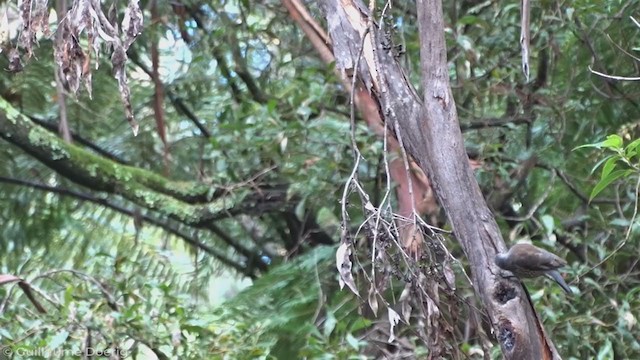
[
  {"x1": 282, "y1": 0, "x2": 437, "y2": 259},
  {"x1": 320, "y1": 0, "x2": 563, "y2": 357}
]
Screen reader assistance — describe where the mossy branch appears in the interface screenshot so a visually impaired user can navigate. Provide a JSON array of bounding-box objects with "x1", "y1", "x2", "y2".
[{"x1": 0, "y1": 98, "x2": 288, "y2": 229}]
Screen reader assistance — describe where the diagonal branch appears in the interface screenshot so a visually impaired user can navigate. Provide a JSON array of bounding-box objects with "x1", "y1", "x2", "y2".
[
  {"x1": 217, "y1": 12, "x2": 269, "y2": 104},
  {"x1": 128, "y1": 51, "x2": 212, "y2": 138}
]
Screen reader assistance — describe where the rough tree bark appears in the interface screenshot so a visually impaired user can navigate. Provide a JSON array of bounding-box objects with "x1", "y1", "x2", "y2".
[{"x1": 321, "y1": 0, "x2": 562, "y2": 358}]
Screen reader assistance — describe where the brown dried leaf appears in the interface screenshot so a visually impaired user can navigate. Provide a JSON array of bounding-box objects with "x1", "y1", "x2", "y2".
[
  {"x1": 15, "y1": 0, "x2": 48, "y2": 56},
  {"x1": 0, "y1": 7, "x2": 10, "y2": 46},
  {"x1": 68, "y1": 0, "x2": 92, "y2": 36},
  {"x1": 19, "y1": 0, "x2": 34, "y2": 55},
  {"x1": 336, "y1": 242, "x2": 359, "y2": 297},
  {"x1": 426, "y1": 295, "x2": 440, "y2": 326},
  {"x1": 443, "y1": 261, "x2": 456, "y2": 291},
  {"x1": 57, "y1": 0, "x2": 94, "y2": 95},
  {"x1": 17, "y1": 281, "x2": 47, "y2": 314},
  {"x1": 7, "y1": 47, "x2": 22, "y2": 73},
  {"x1": 367, "y1": 284, "x2": 378, "y2": 316},
  {"x1": 16, "y1": 0, "x2": 142, "y2": 136},
  {"x1": 55, "y1": 0, "x2": 141, "y2": 135},
  {"x1": 400, "y1": 223, "x2": 423, "y2": 260},
  {"x1": 83, "y1": 51, "x2": 93, "y2": 97},
  {"x1": 387, "y1": 307, "x2": 401, "y2": 343},
  {"x1": 121, "y1": 0, "x2": 142, "y2": 49},
  {"x1": 112, "y1": 46, "x2": 138, "y2": 135},
  {"x1": 520, "y1": 0, "x2": 531, "y2": 81},
  {"x1": 398, "y1": 283, "x2": 412, "y2": 323},
  {"x1": 401, "y1": 300, "x2": 412, "y2": 325},
  {"x1": 32, "y1": 0, "x2": 49, "y2": 37}
]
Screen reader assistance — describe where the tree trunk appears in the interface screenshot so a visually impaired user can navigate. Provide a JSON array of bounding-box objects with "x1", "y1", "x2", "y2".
[{"x1": 320, "y1": 0, "x2": 562, "y2": 358}]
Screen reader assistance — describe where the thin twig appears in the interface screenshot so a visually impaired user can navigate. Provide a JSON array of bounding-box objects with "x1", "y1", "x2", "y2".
[{"x1": 575, "y1": 175, "x2": 640, "y2": 282}]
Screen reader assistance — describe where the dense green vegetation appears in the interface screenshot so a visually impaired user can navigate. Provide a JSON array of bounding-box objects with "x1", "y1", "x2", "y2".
[{"x1": 0, "y1": 0, "x2": 639, "y2": 359}]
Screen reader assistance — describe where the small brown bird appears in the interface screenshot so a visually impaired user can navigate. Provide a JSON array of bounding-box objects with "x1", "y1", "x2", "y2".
[{"x1": 495, "y1": 243, "x2": 572, "y2": 294}]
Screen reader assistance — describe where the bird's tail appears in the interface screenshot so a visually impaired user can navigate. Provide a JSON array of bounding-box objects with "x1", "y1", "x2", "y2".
[{"x1": 547, "y1": 270, "x2": 573, "y2": 294}]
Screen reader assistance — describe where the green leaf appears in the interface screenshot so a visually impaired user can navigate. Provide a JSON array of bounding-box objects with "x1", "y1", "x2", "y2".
[
  {"x1": 0, "y1": 328, "x2": 12, "y2": 340},
  {"x1": 596, "y1": 339, "x2": 613, "y2": 360},
  {"x1": 345, "y1": 333, "x2": 359, "y2": 350},
  {"x1": 574, "y1": 134, "x2": 623, "y2": 151},
  {"x1": 625, "y1": 138, "x2": 640, "y2": 159},
  {"x1": 625, "y1": 286, "x2": 640, "y2": 302},
  {"x1": 590, "y1": 169, "x2": 631, "y2": 201},
  {"x1": 574, "y1": 141, "x2": 604, "y2": 151},
  {"x1": 47, "y1": 329, "x2": 69, "y2": 349},
  {"x1": 348, "y1": 318, "x2": 372, "y2": 332},
  {"x1": 610, "y1": 218, "x2": 630, "y2": 227},
  {"x1": 601, "y1": 134, "x2": 623, "y2": 150},
  {"x1": 294, "y1": 197, "x2": 307, "y2": 220},
  {"x1": 541, "y1": 214, "x2": 555, "y2": 235},
  {"x1": 323, "y1": 311, "x2": 337, "y2": 338},
  {"x1": 600, "y1": 157, "x2": 619, "y2": 180},
  {"x1": 458, "y1": 15, "x2": 479, "y2": 25},
  {"x1": 590, "y1": 155, "x2": 614, "y2": 175},
  {"x1": 267, "y1": 99, "x2": 278, "y2": 114},
  {"x1": 63, "y1": 286, "x2": 73, "y2": 305}
]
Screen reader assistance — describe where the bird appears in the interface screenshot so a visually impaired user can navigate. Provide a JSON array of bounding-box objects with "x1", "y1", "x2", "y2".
[{"x1": 494, "y1": 243, "x2": 572, "y2": 294}]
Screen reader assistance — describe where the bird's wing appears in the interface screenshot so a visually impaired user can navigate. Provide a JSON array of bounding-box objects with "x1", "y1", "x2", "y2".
[
  {"x1": 511, "y1": 248, "x2": 566, "y2": 270},
  {"x1": 533, "y1": 251, "x2": 567, "y2": 270}
]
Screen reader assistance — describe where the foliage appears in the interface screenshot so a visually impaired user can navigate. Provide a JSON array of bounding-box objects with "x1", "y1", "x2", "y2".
[
  {"x1": 0, "y1": 244, "x2": 371, "y2": 359},
  {"x1": 0, "y1": 231, "x2": 213, "y2": 359},
  {"x1": 0, "y1": 0, "x2": 639, "y2": 359},
  {"x1": 209, "y1": 246, "x2": 370, "y2": 360},
  {"x1": 575, "y1": 134, "x2": 640, "y2": 201}
]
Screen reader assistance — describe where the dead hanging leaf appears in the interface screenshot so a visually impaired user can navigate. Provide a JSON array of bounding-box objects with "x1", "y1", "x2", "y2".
[
  {"x1": 7, "y1": 47, "x2": 22, "y2": 73},
  {"x1": 400, "y1": 223, "x2": 423, "y2": 260},
  {"x1": 387, "y1": 307, "x2": 401, "y2": 343},
  {"x1": 336, "y1": 242, "x2": 360, "y2": 297},
  {"x1": 54, "y1": 20, "x2": 85, "y2": 95},
  {"x1": 364, "y1": 201, "x2": 375, "y2": 212},
  {"x1": 18, "y1": 0, "x2": 33, "y2": 54},
  {"x1": 520, "y1": 0, "x2": 531, "y2": 81},
  {"x1": 425, "y1": 294, "x2": 440, "y2": 327},
  {"x1": 122, "y1": 0, "x2": 142, "y2": 49},
  {"x1": 18, "y1": 0, "x2": 49, "y2": 56},
  {"x1": 398, "y1": 283, "x2": 412, "y2": 323},
  {"x1": 112, "y1": 46, "x2": 138, "y2": 135},
  {"x1": 0, "y1": 274, "x2": 47, "y2": 314},
  {"x1": 116, "y1": 0, "x2": 142, "y2": 135},
  {"x1": 443, "y1": 260, "x2": 456, "y2": 291},
  {"x1": 15, "y1": 0, "x2": 143, "y2": 135},
  {"x1": 0, "y1": 7, "x2": 10, "y2": 48},
  {"x1": 623, "y1": 311, "x2": 637, "y2": 330},
  {"x1": 367, "y1": 284, "x2": 378, "y2": 316},
  {"x1": 32, "y1": 0, "x2": 50, "y2": 37}
]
